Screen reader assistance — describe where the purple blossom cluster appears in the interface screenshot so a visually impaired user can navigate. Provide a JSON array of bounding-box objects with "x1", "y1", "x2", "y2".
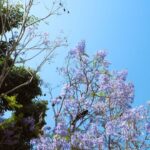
[
  {"x1": 31, "y1": 41, "x2": 150, "y2": 149},
  {"x1": 69, "y1": 40, "x2": 86, "y2": 57},
  {"x1": 23, "y1": 116, "x2": 35, "y2": 131}
]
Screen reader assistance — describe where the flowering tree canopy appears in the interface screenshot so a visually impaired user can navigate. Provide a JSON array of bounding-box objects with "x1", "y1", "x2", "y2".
[{"x1": 32, "y1": 41, "x2": 150, "y2": 150}]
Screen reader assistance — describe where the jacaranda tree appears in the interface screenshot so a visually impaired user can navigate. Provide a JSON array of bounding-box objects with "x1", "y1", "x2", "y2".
[{"x1": 32, "y1": 41, "x2": 150, "y2": 150}]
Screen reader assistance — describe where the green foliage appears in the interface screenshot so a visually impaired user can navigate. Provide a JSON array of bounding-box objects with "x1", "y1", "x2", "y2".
[
  {"x1": 0, "y1": 64, "x2": 47, "y2": 149},
  {"x1": 3, "y1": 95, "x2": 22, "y2": 109},
  {"x1": 0, "y1": 1, "x2": 48, "y2": 149},
  {"x1": 0, "y1": 66, "x2": 42, "y2": 110},
  {"x1": 91, "y1": 91, "x2": 106, "y2": 97},
  {"x1": 0, "y1": 1, "x2": 24, "y2": 34},
  {"x1": 96, "y1": 91, "x2": 106, "y2": 97}
]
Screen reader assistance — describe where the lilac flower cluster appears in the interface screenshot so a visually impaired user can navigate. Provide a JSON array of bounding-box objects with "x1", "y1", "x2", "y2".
[
  {"x1": 31, "y1": 41, "x2": 150, "y2": 149},
  {"x1": 69, "y1": 40, "x2": 86, "y2": 57}
]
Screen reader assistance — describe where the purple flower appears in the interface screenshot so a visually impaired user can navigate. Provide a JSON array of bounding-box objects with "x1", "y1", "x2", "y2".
[
  {"x1": 95, "y1": 50, "x2": 107, "y2": 60},
  {"x1": 55, "y1": 122, "x2": 68, "y2": 136},
  {"x1": 69, "y1": 40, "x2": 86, "y2": 57},
  {"x1": 146, "y1": 123, "x2": 150, "y2": 133},
  {"x1": 76, "y1": 40, "x2": 85, "y2": 53},
  {"x1": 31, "y1": 41, "x2": 150, "y2": 150},
  {"x1": 116, "y1": 70, "x2": 128, "y2": 81},
  {"x1": 22, "y1": 116, "x2": 35, "y2": 131}
]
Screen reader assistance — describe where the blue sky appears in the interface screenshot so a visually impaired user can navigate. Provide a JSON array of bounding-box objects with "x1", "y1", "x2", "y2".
[{"x1": 28, "y1": 0, "x2": 150, "y2": 124}]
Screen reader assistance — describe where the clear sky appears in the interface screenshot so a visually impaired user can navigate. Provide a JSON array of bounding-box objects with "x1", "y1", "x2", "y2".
[{"x1": 28, "y1": 0, "x2": 150, "y2": 124}]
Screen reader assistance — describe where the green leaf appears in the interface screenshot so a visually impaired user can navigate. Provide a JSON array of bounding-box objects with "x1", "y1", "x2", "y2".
[
  {"x1": 96, "y1": 92, "x2": 106, "y2": 97},
  {"x1": 91, "y1": 91, "x2": 106, "y2": 97},
  {"x1": 3, "y1": 95, "x2": 22, "y2": 109},
  {"x1": 65, "y1": 135, "x2": 70, "y2": 141}
]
